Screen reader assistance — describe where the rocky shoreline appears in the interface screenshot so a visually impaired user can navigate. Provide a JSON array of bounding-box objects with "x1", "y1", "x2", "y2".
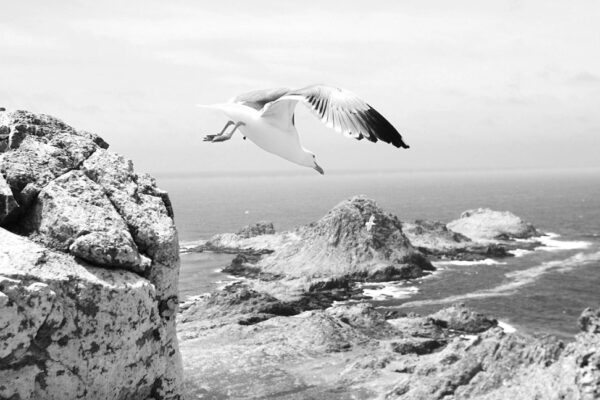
[
  {"x1": 183, "y1": 196, "x2": 543, "y2": 306},
  {"x1": 177, "y1": 197, "x2": 600, "y2": 399},
  {"x1": 2, "y1": 109, "x2": 598, "y2": 399}
]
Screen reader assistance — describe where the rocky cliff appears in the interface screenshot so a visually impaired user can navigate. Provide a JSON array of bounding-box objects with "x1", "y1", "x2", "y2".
[{"x1": 0, "y1": 110, "x2": 181, "y2": 399}]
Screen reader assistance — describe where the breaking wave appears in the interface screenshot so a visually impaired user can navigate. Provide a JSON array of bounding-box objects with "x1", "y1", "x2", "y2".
[{"x1": 400, "y1": 250, "x2": 600, "y2": 308}]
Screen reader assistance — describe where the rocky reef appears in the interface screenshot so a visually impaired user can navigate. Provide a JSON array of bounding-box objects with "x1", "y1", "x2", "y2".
[
  {"x1": 195, "y1": 196, "x2": 542, "y2": 302},
  {"x1": 0, "y1": 110, "x2": 181, "y2": 399},
  {"x1": 177, "y1": 195, "x2": 600, "y2": 399},
  {"x1": 179, "y1": 282, "x2": 600, "y2": 399}
]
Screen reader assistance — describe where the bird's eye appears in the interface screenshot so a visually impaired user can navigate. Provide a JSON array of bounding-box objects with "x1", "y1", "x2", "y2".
[{"x1": 313, "y1": 155, "x2": 316, "y2": 159}]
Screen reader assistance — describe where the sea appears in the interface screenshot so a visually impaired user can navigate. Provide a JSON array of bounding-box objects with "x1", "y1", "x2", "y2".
[{"x1": 158, "y1": 168, "x2": 600, "y2": 341}]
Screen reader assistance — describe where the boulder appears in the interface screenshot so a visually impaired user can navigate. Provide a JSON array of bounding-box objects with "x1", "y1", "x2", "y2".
[
  {"x1": 447, "y1": 208, "x2": 540, "y2": 241},
  {"x1": 0, "y1": 110, "x2": 181, "y2": 399},
  {"x1": 236, "y1": 221, "x2": 275, "y2": 238}
]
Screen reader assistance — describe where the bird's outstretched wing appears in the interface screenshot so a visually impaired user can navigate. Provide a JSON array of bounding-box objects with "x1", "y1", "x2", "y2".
[
  {"x1": 230, "y1": 87, "x2": 290, "y2": 111},
  {"x1": 265, "y1": 84, "x2": 409, "y2": 149}
]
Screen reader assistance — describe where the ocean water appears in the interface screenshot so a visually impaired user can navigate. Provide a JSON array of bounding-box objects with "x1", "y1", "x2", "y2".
[{"x1": 159, "y1": 168, "x2": 600, "y2": 340}]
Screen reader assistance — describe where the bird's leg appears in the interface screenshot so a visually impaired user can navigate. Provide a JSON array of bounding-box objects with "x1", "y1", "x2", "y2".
[
  {"x1": 207, "y1": 121, "x2": 245, "y2": 143},
  {"x1": 203, "y1": 120, "x2": 234, "y2": 142}
]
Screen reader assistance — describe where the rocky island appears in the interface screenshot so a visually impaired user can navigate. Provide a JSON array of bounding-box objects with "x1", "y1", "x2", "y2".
[
  {"x1": 179, "y1": 196, "x2": 599, "y2": 399},
  {"x1": 1, "y1": 110, "x2": 599, "y2": 400}
]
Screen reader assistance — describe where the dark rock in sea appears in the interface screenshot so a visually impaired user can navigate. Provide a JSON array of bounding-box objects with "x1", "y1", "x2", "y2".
[
  {"x1": 578, "y1": 307, "x2": 600, "y2": 334},
  {"x1": 0, "y1": 110, "x2": 181, "y2": 399},
  {"x1": 404, "y1": 218, "x2": 537, "y2": 261},
  {"x1": 236, "y1": 221, "x2": 275, "y2": 238},
  {"x1": 430, "y1": 303, "x2": 498, "y2": 333}
]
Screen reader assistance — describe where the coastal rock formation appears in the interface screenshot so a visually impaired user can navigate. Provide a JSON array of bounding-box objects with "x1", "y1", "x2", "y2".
[
  {"x1": 241, "y1": 196, "x2": 433, "y2": 282},
  {"x1": 178, "y1": 287, "x2": 600, "y2": 400},
  {"x1": 403, "y1": 219, "x2": 510, "y2": 260},
  {"x1": 236, "y1": 221, "x2": 275, "y2": 238},
  {"x1": 0, "y1": 110, "x2": 181, "y2": 399},
  {"x1": 447, "y1": 208, "x2": 540, "y2": 241}
]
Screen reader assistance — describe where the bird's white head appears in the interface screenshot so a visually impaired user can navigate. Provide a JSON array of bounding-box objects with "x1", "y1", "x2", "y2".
[{"x1": 298, "y1": 150, "x2": 324, "y2": 175}]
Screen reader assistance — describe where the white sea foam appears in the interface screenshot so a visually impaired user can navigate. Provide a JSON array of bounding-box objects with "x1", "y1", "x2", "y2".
[
  {"x1": 498, "y1": 320, "x2": 517, "y2": 333},
  {"x1": 432, "y1": 259, "x2": 506, "y2": 267},
  {"x1": 400, "y1": 250, "x2": 600, "y2": 308},
  {"x1": 536, "y1": 232, "x2": 591, "y2": 252},
  {"x1": 509, "y1": 248, "x2": 534, "y2": 258},
  {"x1": 215, "y1": 277, "x2": 246, "y2": 290},
  {"x1": 179, "y1": 239, "x2": 207, "y2": 252},
  {"x1": 360, "y1": 282, "x2": 419, "y2": 301}
]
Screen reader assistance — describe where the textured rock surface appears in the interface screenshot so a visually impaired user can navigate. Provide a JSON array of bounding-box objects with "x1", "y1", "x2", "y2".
[
  {"x1": 236, "y1": 221, "x2": 275, "y2": 238},
  {"x1": 402, "y1": 219, "x2": 510, "y2": 260},
  {"x1": 447, "y1": 208, "x2": 540, "y2": 241},
  {"x1": 256, "y1": 196, "x2": 433, "y2": 281},
  {"x1": 179, "y1": 286, "x2": 600, "y2": 400},
  {"x1": 0, "y1": 110, "x2": 181, "y2": 399}
]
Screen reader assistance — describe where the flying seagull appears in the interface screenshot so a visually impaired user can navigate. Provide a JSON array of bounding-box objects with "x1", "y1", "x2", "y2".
[{"x1": 198, "y1": 84, "x2": 409, "y2": 174}]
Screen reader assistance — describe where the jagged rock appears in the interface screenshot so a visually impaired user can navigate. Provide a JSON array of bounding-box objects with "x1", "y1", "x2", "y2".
[
  {"x1": 236, "y1": 221, "x2": 275, "y2": 238},
  {"x1": 178, "y1": 282, "x2": 298, "y2": 335},
  {"x1": 81, "y1": 149, "x2": 179, "y2": 301},
  {"x1": 430, "y1": 303, "x2": 497, "y2": 333},
  {"x1": 179, "y1": 275, "x2": 600, "y2": 400},
  {"x1": 403, "y1": 219, "x2": 509, "y2": 260},
  {"x1": 0, "y1": 110, "x2": 107, "y2": 219},
  {"x1": 0, "y1": 229, "x2": 176, "y2": 399},
  {"x1": 447, "y1": 208, "x2": 540, "y2": 241},
  {"x1": 403, "y1": 219, "x2": 472, "y2": 250},
  {"x1": 22, "y1": 170, "x2": 145, "y2": 272},
  {"x1": 578, "y1": 307, "x2": 600, "y2": 334},
  {"x1": 258, "y1": 196, "x2": 433, "y2": 280},
  {"x1": 0, "y1": 111, "x2": 181, "y2": 399}
]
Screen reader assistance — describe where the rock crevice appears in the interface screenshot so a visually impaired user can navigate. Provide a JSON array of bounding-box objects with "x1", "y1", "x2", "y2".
[{"x1": 0, "y1": 109, "x2": 182, "y2": 399}]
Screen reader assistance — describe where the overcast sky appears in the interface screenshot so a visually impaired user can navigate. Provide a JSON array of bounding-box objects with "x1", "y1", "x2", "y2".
[{"x1": 1, "y1": 0, "x2": 599, "y2": 175}]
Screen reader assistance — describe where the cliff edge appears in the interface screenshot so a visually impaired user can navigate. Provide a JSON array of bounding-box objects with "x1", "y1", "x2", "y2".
[{"x1": 0, "y1": 110, "x2": 181, "y2": 399}]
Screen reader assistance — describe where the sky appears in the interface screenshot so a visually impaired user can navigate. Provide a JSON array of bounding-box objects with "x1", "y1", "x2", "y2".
[{"x1": 1, "y1": 0, "x2": 599, "y2": 175}]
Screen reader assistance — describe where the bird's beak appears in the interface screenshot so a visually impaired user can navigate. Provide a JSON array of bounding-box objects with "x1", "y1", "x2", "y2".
[{"x1": 313, "y1": 162, "x2": 324, "y2": 175}]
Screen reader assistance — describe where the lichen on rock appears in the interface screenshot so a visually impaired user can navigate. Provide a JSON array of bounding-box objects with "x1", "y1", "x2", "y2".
[{"x1": 0, "y1": 109, "x2": 182, "y2": 399}]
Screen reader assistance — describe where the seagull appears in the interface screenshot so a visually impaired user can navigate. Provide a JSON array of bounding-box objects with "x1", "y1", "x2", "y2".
[
  {"x1": 198, "y1": 84, "x2": 410, "y2": 174},
  {"x1": 365, "y1": 215, "x2": 376, "y2": 232}
]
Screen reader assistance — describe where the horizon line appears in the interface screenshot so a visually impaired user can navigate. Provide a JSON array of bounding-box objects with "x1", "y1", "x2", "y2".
[{"x1": 150, "y1": 165, "x2": 600, "y2": 180}]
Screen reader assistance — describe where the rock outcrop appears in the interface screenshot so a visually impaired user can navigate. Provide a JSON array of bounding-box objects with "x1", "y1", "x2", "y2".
[
  {"x1": 0, "y1": 110, "x2": 181, "y2": 399},
  {"x1": 258, "y1": 196, "x2": 433, "y2": 281},
  {"x1": 403, "y1": 219, "x2": 510, "y2": 260},
  {"x1": 213, "y1": 196, "x2": 433, "y2": 286},
  {"x1": 447, "y1": 208, "x2": 540, "y2": 241},
  {"x1": 236, "y1": 221, "x2": 275, "y2": 238},
  {"x1": 178, "y1": 284, "x2": 600, "y2": 400}
]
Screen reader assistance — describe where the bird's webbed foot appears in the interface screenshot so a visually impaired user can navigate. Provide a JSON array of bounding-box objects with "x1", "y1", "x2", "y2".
[
  {"x1": 210, "y1": 134, "x2": 233, "y2": 142},
  {"x1": 203, "y1": 134, "x2": 219, "y2": 142},
  {"x1": 203, "y1": 121, "x2": 244, "y2": 143}
]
